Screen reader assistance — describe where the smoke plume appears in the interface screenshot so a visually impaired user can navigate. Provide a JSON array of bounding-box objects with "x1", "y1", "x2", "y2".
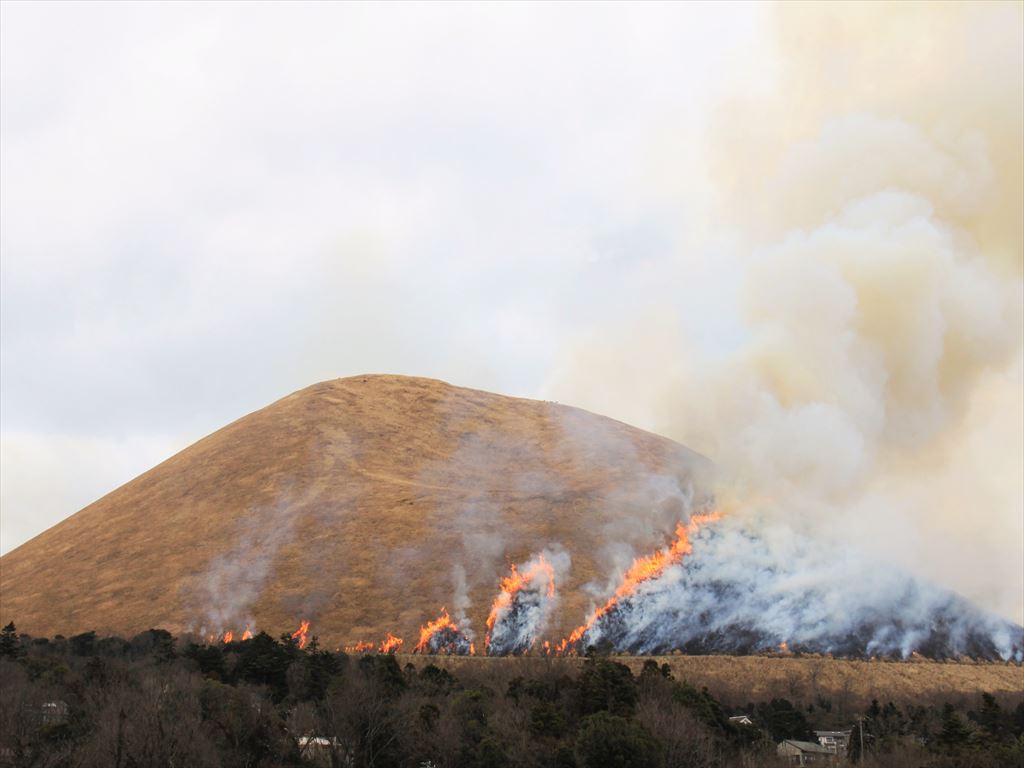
[
  {"x1": 450, "y1": 564, "x2": 475, "y2": 642},
  {"x1": 189, "y1": 493, "x2": 299, "y2": 634},
  {"x1": 549, "y1": 2, "x2": 1023, "y2": 626},
  {"x1": 578, "y1": 517, "x2": 1023, "y2": 660}
]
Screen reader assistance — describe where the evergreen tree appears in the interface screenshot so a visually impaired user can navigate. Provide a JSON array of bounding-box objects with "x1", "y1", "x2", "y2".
[
  {"x1": 1012, "y1": 701, "x2": 1024, "y2": 738},
  {"x1": 755, "y1": 698, "x2": 813, "y2": 742},
  {"x1": 971, "y1": 692, "x2": 1006, "y2": 739},
  {"x1": 529, "y1": 701, "x2": 567, "y2": 738},
  {"x1": 936, "y1": 703, "x2": 974, "y2": 754},
  {"x1": 473, "y1": 735, "x2": 510, "y2": 768},
  {"x1": 68, "y1": 630, "x2": 97, "y2": 657},
  {"x1": 420, "y1": 663, "x2": 457, "y2": 695},
  {"x1": 672, "y1": 680, "x2": 733, "y2": 734},
  {"x1": 0, "y1": 621, "x2": 22, "y2": 657},
  {"x1": 847, "y1": 721, "x2": 868, "y2": 763},
  {"x1": 360, "y1": 652, "x2": 406, "y2": 696},
  {"x1": 130, "y1": 628, "x2": 176, "y2": 661},
  {"x1": 575, "y1": 711, "x2": 662, "y2": 768},
  {"x1": 576, "y1": 659, "x2": 637, "y2": 717}
]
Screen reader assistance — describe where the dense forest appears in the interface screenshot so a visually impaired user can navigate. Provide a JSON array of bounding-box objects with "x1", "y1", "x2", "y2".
[{"x1": 1, "y1": 622, "x2": 1021, "y2": 767}]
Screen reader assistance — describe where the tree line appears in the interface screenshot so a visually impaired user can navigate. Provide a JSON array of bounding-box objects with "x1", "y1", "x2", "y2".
[{"x1": 0, "y1": 622, "x2": 1021, "y2": 767}]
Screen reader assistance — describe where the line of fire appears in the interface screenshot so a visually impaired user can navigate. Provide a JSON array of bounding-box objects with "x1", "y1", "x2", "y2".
[{"x1": 199, "y1": 512, "x2": 724, "y2": 657}]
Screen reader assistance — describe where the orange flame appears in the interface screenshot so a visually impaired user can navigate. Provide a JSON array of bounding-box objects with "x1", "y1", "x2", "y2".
[
  {"x1": 557, "y1": 511, "x2": 721, "y2": 654},
  {"x1": 416, "y1": 607, "x2": 456, "y2": 652},
  {"x1": 379, "y1": 633, "x2": 403, "y2": 654},
  {"x1": 414, "y1": 607, "x2": 473, "y2": 654},
  {"x1": 241, "y1": 625, "x2": 253, "y2": 641},
  {"x1": 485, "y1": 555, "x2": 557, "y2": 653},
  {"x1": 344, "y1": 641, "x2": 375, "y2": 654},
  {"x1": 291, "y1": 620, "x2": 311, "y2": 649},
  {"x1": 223, "y1": 630, "x2": 234, "y2": 643}
]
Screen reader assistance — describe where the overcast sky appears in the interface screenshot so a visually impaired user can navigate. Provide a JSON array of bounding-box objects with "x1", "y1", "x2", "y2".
[
  {"x1": 2, "y1": 1, "x2": 1021, "y2": 626},
  {"x1": 1, "y1": 2, "x2": 759, "y2": 553}
]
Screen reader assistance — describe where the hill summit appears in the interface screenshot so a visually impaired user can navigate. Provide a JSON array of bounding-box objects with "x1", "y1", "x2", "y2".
[{"x1": 0, "y1": 375, "x2": 711, "y2": 646}]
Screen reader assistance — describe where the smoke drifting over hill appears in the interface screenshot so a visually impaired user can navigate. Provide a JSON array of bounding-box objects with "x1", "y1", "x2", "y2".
[
  {"x1": 550, "y1": 2, "x2": 1024, "y2": 625},
  {"x1": 191, "y1": 493, "x2": 299, "y2": 635},
  {"x1": 575, "y1": 518, "x2": 1022, "y2": 661},
  {"x1": 2, "y1": 4, "x2": 1020, "y2": 660}
]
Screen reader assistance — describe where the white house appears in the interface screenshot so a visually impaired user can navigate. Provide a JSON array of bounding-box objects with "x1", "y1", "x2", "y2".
[{"x1": 815, "y1": 729, "x2": 853, "y2": 756}]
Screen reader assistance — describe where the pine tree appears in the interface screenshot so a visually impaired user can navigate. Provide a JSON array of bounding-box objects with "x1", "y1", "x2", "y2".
[
  {"x1": 0, "y1": 621, "x2": 22, "y2": 657},
  {"x1": 936, "y1": 703, "x2": 974, "y2": 754},
  {"x1": 974, "y1": 692, "x2": 1006, "y2": 739}
]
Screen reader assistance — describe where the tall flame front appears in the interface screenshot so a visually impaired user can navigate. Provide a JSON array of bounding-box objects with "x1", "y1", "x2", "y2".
[
  {"x1": 379, "y1": 633, "x2": 403, "y2": 654},
  {"x1": 557, "y1": 511, "x2": 721, "y2": 653},
  {"x1": 485, "y1": 555, "x2": 557, "y2": 656},
  {"x1": 414, "y1": 607, "x2": 474, "y2": 655}
]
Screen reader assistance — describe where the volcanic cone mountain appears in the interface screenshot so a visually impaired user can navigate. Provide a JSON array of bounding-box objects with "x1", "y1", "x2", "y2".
[
  {"x1": 2, "y1": 375, "x2": 1020, "y2": 660},
  {"x1": 0, "y1": 375, "x2": 712, "y2": 646}
]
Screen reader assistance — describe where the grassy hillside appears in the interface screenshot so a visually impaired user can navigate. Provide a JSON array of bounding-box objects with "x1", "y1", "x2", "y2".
[{"x1": 0, "y1": 375, "x2": 710, "y2": 643}]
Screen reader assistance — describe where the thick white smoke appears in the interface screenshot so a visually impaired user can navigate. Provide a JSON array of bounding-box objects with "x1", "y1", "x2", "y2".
[
  {"x1": 579, "y1": 516, "x2": 1023, "y2": 660},
  {"x1": 549, "y1": 2, "x2": 1024, "y2": 625},
  {"x1": 485, "y1": 547, "x2": 570, "y2": 656}
]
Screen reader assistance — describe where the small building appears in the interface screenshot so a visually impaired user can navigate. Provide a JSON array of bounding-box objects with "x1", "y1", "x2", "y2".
[
  {"x1": 777, "y1": 739, "x2": 835, "y2": 765},
  {"x1": 815, "y1": 730, "x2": 852, "y2": 756},
  {"x1": 18, "y1": 700, "x2": 69, "y2": 729},
  {"x1": 297, "y1": 736, "x2": 350, "y2": 767},
  {"x1": 40, "y1": 701, "x2": 69, "y2": 725},
  {"x1": 729, "y1": 715, "x2": 754, "y2": 726}
]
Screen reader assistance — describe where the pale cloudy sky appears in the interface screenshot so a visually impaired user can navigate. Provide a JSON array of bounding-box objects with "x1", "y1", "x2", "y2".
[
  {"x1": 1, "y1": 1, "x2": 758, "y2": 552},
  {"x1": 2, "y1": 1, "x2": 1021, "y2": 625}
]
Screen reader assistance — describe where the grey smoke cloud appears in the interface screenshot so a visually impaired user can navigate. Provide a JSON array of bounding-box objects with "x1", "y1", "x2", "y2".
[
  {"x1": 549, "y1": 405, "x2": 711, "y2": 604},
  {"x1": 547, "y1": 2, "x2": 1024, "y2": 625}
]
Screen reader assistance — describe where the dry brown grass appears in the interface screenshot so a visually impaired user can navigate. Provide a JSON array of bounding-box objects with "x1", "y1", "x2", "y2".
[
  {"x1": 0, "y1": 374, "x2": 709, "y2": 645},
  {"x1": 398, "y1": 654, "x2": 1024, "y2": 708}
]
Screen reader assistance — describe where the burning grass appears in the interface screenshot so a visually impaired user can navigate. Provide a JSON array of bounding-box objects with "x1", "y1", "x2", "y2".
[
  {"x1": 485, "y1": 553, "x2": 558, "y2": 656},
  {"x1": 196, "y1": 507, "x2": 1021, "y2": 663},
  {"x1": 414, "y1": 607, "x2": 474, "y2": 655},
  {"x1": 559, "y1": 511, "x2": 722, "y2": 654}
]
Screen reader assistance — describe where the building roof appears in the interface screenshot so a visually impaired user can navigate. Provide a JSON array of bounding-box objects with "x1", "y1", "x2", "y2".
[
  {"x1": 779, "y1": 739, "x2": 833, "y2": 755},
  {"x1": 298, "y1": 736, "x2": 340, "y2": 748}
]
